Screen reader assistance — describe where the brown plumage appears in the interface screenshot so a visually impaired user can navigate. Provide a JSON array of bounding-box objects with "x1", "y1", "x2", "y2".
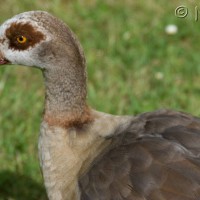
[{"x1": 0, "y1": 11, "x2": 200, "y2": 200}]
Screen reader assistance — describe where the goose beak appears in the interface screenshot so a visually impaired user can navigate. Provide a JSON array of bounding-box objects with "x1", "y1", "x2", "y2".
[{"x1": 0, "y1": 51, "x2": 9, "y2": 65}]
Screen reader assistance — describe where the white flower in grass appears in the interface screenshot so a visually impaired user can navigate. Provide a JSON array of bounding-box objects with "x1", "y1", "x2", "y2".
[
  {"x1": 155, "y1": 72, "x2": 164, "y2": 80},
  {"x1": 165, "y1": 24, "x2": 178, "y2": 35}
]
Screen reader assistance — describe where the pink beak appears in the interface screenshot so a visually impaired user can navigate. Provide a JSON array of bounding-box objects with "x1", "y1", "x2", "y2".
[{"x1": 0, "y1": 51, "x2": 9, "y2": 65}]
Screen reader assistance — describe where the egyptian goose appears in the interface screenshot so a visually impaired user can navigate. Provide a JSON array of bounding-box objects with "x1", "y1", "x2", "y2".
[{"x1": 0, "y1": 11, "x2": 200, "y2": 200}]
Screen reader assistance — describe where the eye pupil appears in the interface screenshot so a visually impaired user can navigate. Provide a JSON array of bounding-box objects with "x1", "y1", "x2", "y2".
[
  {"x1": 19, "y1": 36, "x2": 23, "y2": 41},
  {"x1": 17, "y1": 35, "x2": 27, "y2": 44}
]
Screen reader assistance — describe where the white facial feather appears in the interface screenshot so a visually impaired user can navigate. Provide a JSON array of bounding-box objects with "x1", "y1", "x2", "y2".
[{"x1": 0, "y1": 12, "x2": 51, "y2": 68}]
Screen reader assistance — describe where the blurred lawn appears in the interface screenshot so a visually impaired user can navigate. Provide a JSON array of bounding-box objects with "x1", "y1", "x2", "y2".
[{"x1": 1, "y1": 0, "x2": 200, "y2": 199}]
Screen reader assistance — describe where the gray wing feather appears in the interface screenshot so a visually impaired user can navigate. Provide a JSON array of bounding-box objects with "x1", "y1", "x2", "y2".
[{"x1": 79, "y1": 110, "x2": 200, "y2": 200}]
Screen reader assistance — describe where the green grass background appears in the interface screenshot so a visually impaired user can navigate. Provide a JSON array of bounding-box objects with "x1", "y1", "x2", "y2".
[{"x1": 0, "y1": 0, "x2": 200, "y2": 199}]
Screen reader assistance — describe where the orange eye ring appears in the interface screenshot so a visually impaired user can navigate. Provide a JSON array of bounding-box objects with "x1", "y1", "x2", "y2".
[{"x1": 17, "y1": 35, "x2": 27, "y2": 44}]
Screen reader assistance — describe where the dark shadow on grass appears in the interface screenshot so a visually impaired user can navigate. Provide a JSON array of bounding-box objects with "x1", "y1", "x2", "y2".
[{"x1": 0, "y1": 170, "x2": 47, "y2": 200}]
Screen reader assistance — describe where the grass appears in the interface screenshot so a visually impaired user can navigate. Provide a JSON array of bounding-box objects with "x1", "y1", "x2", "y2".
[{"x1": 0, "y1": 0, "x2": 200, "y2": 199}]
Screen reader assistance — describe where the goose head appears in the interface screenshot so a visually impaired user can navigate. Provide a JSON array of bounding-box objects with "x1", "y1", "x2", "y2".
[
  {"x1": 0, "y1": 11, "x2": 90, "y2": 127},
  {"x1": 0, "y1": 11, "x2": 85, "y2": 71}
]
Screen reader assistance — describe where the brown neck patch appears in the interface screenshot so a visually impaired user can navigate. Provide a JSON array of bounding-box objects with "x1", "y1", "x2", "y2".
[
  {"x1": 6, "y1": 22, "x2": 45, "y2": 50},
  {"x1": 43, "y1": 106, "x2": 94, "y2": 129}
]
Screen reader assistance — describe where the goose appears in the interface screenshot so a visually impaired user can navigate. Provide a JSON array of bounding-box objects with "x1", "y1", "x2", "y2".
[{"x1": 1, "y1": 11, "x2": 200, "y2": 200}]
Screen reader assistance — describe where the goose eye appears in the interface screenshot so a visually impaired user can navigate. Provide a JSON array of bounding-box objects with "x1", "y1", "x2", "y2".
[{"x1": 16, "y1": 35, "x2": 27, "y2": 44}]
